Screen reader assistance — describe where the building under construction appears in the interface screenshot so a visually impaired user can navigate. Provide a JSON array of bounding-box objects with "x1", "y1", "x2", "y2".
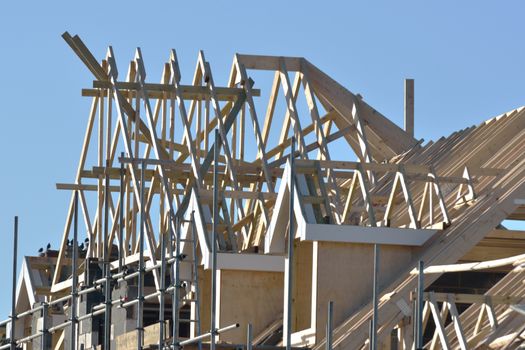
[{"x1": 3, "y1": 32, "x2": 525, "y2": 350}]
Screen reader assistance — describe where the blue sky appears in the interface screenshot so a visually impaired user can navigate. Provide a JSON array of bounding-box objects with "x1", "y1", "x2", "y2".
[{"x1": 0, "y1": 1, "x2": 524, "y2": 317}]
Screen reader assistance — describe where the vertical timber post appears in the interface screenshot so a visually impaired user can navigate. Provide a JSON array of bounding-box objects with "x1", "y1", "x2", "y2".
[
  {"x1": 137, "y1": 161, "x2": 145, "y2": 350},
  {"x1": 211, "y1": 129, "x2": 220, "y2": 350},
  {"x1": 10, "y1": 216, "x2": 18, "y2": 350},
  {"x1": 72, "y1": 191, "x2": 79, "y2": 350},
  {"x1": 285, "y1": 137, "x2": 295, "y2": 350},
  {"x1": 404, "y1": 79, "x2": 414, "y2": 138}
]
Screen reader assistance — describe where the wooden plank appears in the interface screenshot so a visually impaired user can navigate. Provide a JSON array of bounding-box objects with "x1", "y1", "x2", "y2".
[
  {"x1": 304, "y1": 59, "x2": 416, "y2": 158},
  {"x1": 429, "y1": 167, "x2": 451, "y2": 225},
  {"x1": 404, "y1": 79, "x2": 414, "y2": 137},
  {"x1": 302, "y1": 68, "x2": 342, "y2": 222},
  {"x1": 62, "y1": 32, "x2": 107, "y2": 81},
  {"x1": 117, "y1": 49, "x2": 165, "y2": 290},
  {"x1": 446, "y1": 295, "x2": 468, "y2": 350},
  {"x1": 424, "y1": 292, "x2": 523, "y2": 305},
  {"x1": 279, "y1": 58, "x2": 308, "y2": 158},
  {"x1": 91, "y1": 80, "x2": 259, "y2": 96},
  {"x1": 234, "y1": 58, "x2": 275, "y2": 192},
  {"x1": 356, "y1": 165, "x2": 376, "y2": 225},
  {"x1": 398, "y1": 166, "x2": 420, "y2": 229},
  {"x1": 383, "y1": 172, "x2": 401, "y2": 226},
  {"x1": 342, "y1": 172, "x2": 359, "y2": 223},
  {"x1": 169, "y1": 50, "x2": 203, "y2": 183},
  {"x1": 473, "y1": 304, "x2": 486, "y2": 336},
  {"x1": 51, "y1": 96, "x2": 98, "y2": 289},
  {"x1": 236, "y1": 54, "x2": 303, "y2": 71},
  {"x1": 215, "y1": 252, "x2": 285, "y2": 272},
  {"x1": 301, "y1": 223, "x2": 436, "y2": 246},
  {"x1": 416, "y1": 252, "x2": 525, "y2": 274},
  {"x1": 428, "y1": 292, "x2": 450, "y2": 350},
  {"x1": 261, "y1": 71, "x2": 280, "y2": 147},
  {"x1": 276, "y1": 71, "x2": 301, "y2": 159},
  {"x1": 199, "y1": 52, "x2": 249, "y2": 240}
]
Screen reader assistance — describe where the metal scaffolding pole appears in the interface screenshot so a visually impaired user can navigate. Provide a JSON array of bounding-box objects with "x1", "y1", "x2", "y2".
[
  {"x1": 247, "y1": 323, "x2": 253, "y2": 350},
  {"x1": 71, "y1": 191, "x2": 79, "y2": 350},
  {"x1": 171, "y1": 215, "x2": 179, "y2": 349},
  {"x1": 10, "y1": 216, "x2": 18, "y2": 350},
  {"x1": 0, "y1": 250, "x2": 217, "y2": 349},
  {"x1": 137, "y1": 161, "x2": 146, "y2": 350},
  {"x1": 285, "y1": 137, "x2": 295, "y2": 350},
  {"x1": 159, "y1": 226, "x2": 167, "y2": 349},
  {"x1": 211, "y1": 129, "x2": 220, "y2": 350},
  {"x1": 41, "y1": 301, "x2": 48, "y2": 350},
  {"x1": 416, "y1": 260, "x2": 424, "y2": 350},
  {"x1": 371, "y1": 243, "x2": 379, "y2": 350},
  {"x1": 190, "y1": 211, "x2": 202, "y2": 350},
  {"x1": 178, "y1": 323, "x2": 239, "y2": 347},
  {"x1": 119, "y1": 151, "x2": 125, "y2": 273},
  {"x1": 104, "y1": 160, "x2": 112, "y2": 350},
  {"x1": 326, "y1": 301, "x2": 333, "y2": 350},
  {"x1": 2, "y1": 285, "x2": 231, "y2": 349}
]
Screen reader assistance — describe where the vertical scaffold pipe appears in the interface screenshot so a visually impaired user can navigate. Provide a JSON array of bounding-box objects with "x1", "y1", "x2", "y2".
[
  {"x1": 190, "y1": 211, "x2": 202, "y2": 350},
  {"x1": 10, "y1": 216, "x2": 18, "y2": 350},
  {"x1": 286, "y1": 137, "x2": 295, "y2": 350},
  {"x1": 137, "y1": 161, "x2": 145, "y2": 350},
  {"x1": 326, "y1": 301, "x2": 333, "y2": 350},
  {"x1": 119, "y1": 152, "x2": 125, "y2": 273},
  {"x1": 247, "y1": 323, "x2": 253, "y2": 350},
  {"x1": 170, "y1": 215, "x2": 178, "y2": 349},
  {"x1": 159, "y1": 224, "x2": 166, "y2": 349},
  {"x1": 104, "y1": 160, "x2": 111, "y2": 350},
  {"x1": 211, "y1": 129, "x2": 220, "y2": 350},
  {"x1": 41, "y1": 301, "x2": 48, "y2": 350},
  {"x1": 371, "y1": 243, "x2": 379, "y2": 350},
  {"x1": 416, "y1": 260, "x2": 424, "y2": 349},
  {"x1": 71, "y1": 191, "x2": 79, "y2": 350}
]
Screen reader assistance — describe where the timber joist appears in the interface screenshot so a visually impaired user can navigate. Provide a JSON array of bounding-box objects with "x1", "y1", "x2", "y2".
[{"x1": 83, "y1": 81, "x2": 261, "y2": 101}]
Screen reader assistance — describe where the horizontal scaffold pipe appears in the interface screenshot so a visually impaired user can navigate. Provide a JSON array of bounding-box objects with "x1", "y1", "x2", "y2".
[
  {"x1": 8, "y1": 290, "x2": 233, "y2": 347},
  {"x1": 0, "y1": 254, "x2": 184, "y2": 329}
]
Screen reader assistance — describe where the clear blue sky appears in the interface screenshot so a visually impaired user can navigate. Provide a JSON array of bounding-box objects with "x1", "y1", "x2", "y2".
[{"x1": 0, "y1": 1, "x2": 524, "y2": 317}]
